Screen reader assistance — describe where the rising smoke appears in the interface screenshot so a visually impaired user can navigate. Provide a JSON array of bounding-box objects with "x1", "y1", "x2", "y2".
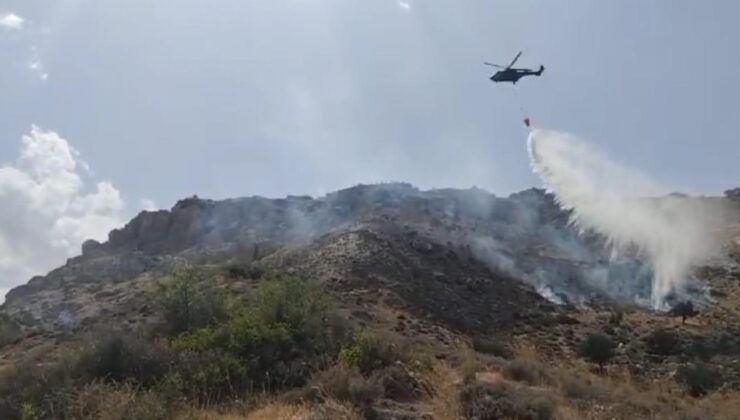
[{"x1": 527, "y1": 128, "x2": 727, "y2": 309}]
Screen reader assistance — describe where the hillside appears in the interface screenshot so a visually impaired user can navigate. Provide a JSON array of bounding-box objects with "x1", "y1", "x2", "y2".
[{"x1": 1, "y1": 183, "x2": 740, "y2": 419}]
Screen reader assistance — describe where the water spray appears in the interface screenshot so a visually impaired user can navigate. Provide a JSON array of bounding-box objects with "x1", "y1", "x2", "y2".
[{"x1": 527, "y1": 129, "x2": 727, "y2": 309}]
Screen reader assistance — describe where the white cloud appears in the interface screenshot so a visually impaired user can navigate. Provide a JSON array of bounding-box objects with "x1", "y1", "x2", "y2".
[
  {"x1": 0, "y1": 13, "x2": 24, "y2": 30},
  {"x1": 28, "y1": 59, "x2": 49, "y2": 81},
  {"x1": 398, "y1": 1, "x2": 411, "y2": 11},
  {"x1": 28, "y1": 48, "x2": 49, "y2": 81},
  {"x1": 0, "y1": 126, "x2": 126, "y2": 297},
  {"x1": 140, "y1": 199, "x2": 158, "y2": 211},
  {"x1": 0, "y1": 14, "x2": 49, "y2": 81}
]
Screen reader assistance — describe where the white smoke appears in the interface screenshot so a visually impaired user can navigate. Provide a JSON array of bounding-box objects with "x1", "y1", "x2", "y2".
[
  {"x1": 0, "y1": 126, "x2": 126, "y2": 303},
  {"x1": 527, "y1": 128, "x2": 726, "y2": 309}
]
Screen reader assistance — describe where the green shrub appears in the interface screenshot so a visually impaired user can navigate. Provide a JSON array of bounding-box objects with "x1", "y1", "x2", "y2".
[
  {"x1": 0, "y1": 314, "x2": 21, "y2": 348},
  {"x1": 0, "y1": 334, "x2": 173, "y2": 418},
  {"x1": 157, "y1": 265, "x2": 229, "y2": 335},
  {"x1": 676, "y1": 363, "x2": 722, "y2": 397},
  {"x1": 578, "y1": 333, "x2": 616, "y2": 370},
  {"x1": 339, "y1": 332, "x2": 402, "y2": 375},
  {"x1": 459, "y1": 380, "x2": 555, "y2": 420},
  {"x1": 503, "y1": 359, "x2": 551, "y2": 386},
  {"x1": 20, "y1": 403, "x2": 42, "y2": 420},
  {"x1": 169, "y1": 273, "x2": 350, "y2": 399},
  {"x1": 1, "y1": 271, "x2": 352, "y2": 414},
  {"x1": 645, "y1": 328, "x2": 681, "y2": 355},
  {"x1": 249, "y1": 273, "x2": 330, "y2": 331},
  {"x1": 75, "y1": 335, "x2": 171, "y2": 386},
  {"x1": 0, "y1": 354, "x2": 77, "y2": 419},
  {"x1": 163, "y1": 350, "x2": 246, "y2": 403},
  {"x1": 472, "y1": 336, "x2": 513, "y2": 359}
]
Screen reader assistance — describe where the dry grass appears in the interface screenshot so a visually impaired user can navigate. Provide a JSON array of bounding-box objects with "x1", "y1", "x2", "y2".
[
  {"x1": 425, "y1": 363, "x2": 462, "y2": 420},
  {"x1": 244, "y1": 403, "x2": 305, "y2": 420},
  {"x1": 180, "y1": 409, "x2": 254, "y2": 420},
  {"x1": 170, "y1": 344, "x2": 740, "y2": 420},
  {"x1": 511, "y1": 340, "x2": 541, "y2": 360},
  {"x1": 546, "y1": 360, "x2": 740, "y2": 420},
  {"x1": 181, "y1": 399, "x2": 361, "y2": 420},
  {"x1": 503, "y1": 359, "x2": 552, "y2": 386},
  {"x1": 444, "y1": 338, "x2": 740, "y2": 420},
  {"x1": 246, "y1": 400, "x2": 361, "y2": 420}
]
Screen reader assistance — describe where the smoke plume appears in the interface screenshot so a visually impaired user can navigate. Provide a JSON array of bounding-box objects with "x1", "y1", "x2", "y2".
[{"x1": 527, "y1": 129, "x2": 726, "y2": 309}]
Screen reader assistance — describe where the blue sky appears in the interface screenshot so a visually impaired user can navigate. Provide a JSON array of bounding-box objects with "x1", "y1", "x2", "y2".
[{"x1": 0, "y1": 1, "x2": 739, "y2": 296}]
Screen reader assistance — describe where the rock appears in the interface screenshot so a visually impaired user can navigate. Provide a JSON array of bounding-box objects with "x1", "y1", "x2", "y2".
[{"x1": 81, "y1": 239, "x2": 104, "y2": 258}]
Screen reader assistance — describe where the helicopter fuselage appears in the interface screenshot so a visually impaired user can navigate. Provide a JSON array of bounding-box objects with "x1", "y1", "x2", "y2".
[{"x1": 490, "y1": 66, "x2": 544, "y2": 84}]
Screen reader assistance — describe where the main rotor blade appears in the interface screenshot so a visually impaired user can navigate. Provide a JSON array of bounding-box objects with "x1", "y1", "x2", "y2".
[
  {"x1": 507, "y1": 51, "x2": 522, "y2": 68},
  {"x1": 484, "y1": 62, "x2": 506, "y2": 69}
]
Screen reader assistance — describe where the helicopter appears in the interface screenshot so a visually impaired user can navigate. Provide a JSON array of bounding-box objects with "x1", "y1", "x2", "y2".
[{"x1": 484, "y1": 52, "x2": 544, "y2": 84}]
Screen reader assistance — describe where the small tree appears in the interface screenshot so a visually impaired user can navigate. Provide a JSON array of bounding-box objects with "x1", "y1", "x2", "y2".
[
  {"x1": 578, "y1": 333, "x2": 615, "y2": 372},
  {"x1": 670, "y1": 301, "x2": 698, "y2": 325},
  {"x1": 676, "y1": 362, "x2": 722, "y2": 397},
  {"x1": 157, "y1": 265, "x2": 228, "y2": 335}
]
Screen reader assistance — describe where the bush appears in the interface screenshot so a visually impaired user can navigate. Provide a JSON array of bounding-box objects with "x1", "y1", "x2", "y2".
[
  {"x1": 1, "y1": 271, "x2": 352, "y2": 415},
  {"x1": 461, "y1": 351, "x2": 479, "y2": 385},
  {"x1": 20, "y1": 403, "x2": 42, "y2": 420},
  {"x1": 578, "y1": 333, "x2": 615, "y2": 370},
  {"x1": 160, "y1": 350, "x2": 246, "y2": 403},
  {"x1": 472, "y1": 337, "x2": 513, "y2": 359},
  {"x1": 339, "y1": 332, "x2": 403, "y2": 375},
  {"x1": 0, "y1": 354, "x2": 77, "y2": 419},
  {"x1": 558, "y1": 373, "x2": 605, "y2": 402},
  {"x1": 676, "y1": 363, "x2": 722, "y2": 397},
  {"x1": 170, "y1": 273, "x2": 350, "y2": 399},
  {"x1": 459, "y1": 381, "x2": 555, "y2": 420},
  {"x1": 249, "y1": 273, "x2": 331, "y2": 330},
  {"x1": 62, "y1": 382, "x2": 169, "y2": 420},
  {"x1": 0, "y1": 314, "x2": 21, "y2": 348},
  {"x1": 225, "y1": 263, "x2": 263, "y2": 280},
  {"x1": 503, "y1": 359, "x2": 551, "y2": 386},
  {"x1": 75, "y1": 335, "x2": 171, "y2": 386},
  {"x1": 157, "y1": 265, "x2": 229, "y2": 335},
  {"x1": 645, "y1": 329, "x2": 681, "y2": 355},
  {"x1": 371, "y1": 364, "x2": 427, "y2": 401},
  {"x1": 310, "y1": 365, "x2": 383, "y2": 408}
]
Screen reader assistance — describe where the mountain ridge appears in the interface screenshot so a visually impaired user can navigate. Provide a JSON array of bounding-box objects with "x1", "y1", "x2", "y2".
[{"x1": 3, "y1": 183, "x2": 740, "y2": 419}]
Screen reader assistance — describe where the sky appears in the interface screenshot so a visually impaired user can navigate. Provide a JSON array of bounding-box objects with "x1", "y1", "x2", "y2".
[{"x1": 1, "y1": 0, "x2": 739, "y2": 298}]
